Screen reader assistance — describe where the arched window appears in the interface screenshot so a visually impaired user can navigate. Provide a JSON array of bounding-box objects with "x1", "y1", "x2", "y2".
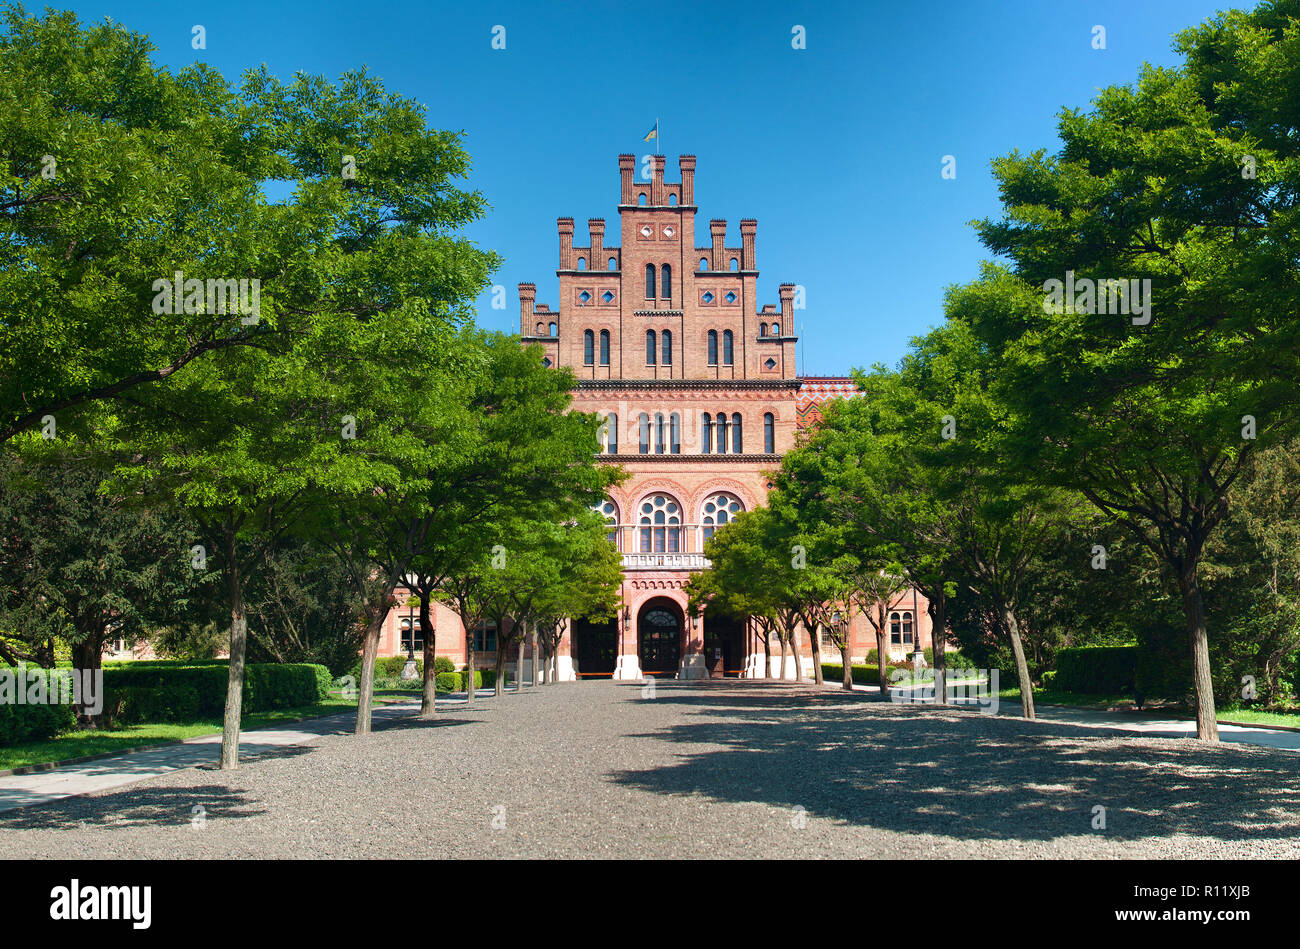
[
  {"x1": 731, "y1": 412, "x2": 742, "y2": 453},
  {"x1": 707, "y1": 330, "x2": 718, "y2": 366},
  {"x1": 716, "y1": 413, "x2": 728, "y2": 455},
  {"x1": 645, "y1": 329, "x2": 657, "y2": 365},
  {"x1": 654, "y1": 412, "x2": 665, "y2": 454},
  {"x1": 599, "y1": 329, "x2": 610, "y2": 366},
  {"x1": 730, "y1": 257, "x2": 739, "y2": 271},
  {"x1": 608, "y1": 256, "x2": 617, "y2": 271},
  {"x1": 605, "y1": 412, "x2": 617, "y2": 454},
  {"x1": 764, "y1": 412, "x2": 775, "y2": 454},
  {"x1": 759, "y1": 323, "x2": 766, "y2": 337},
  {"x1": 583, "y1": 329, "x2": 594, "y2": 366},
  {"x1": 699, "y1": 257, "x2": 708, "y2": 271},
  {"x1": 577, "y1": 257, "x2": 587, "y2": 270},
  {"x1": 772, "y1": 322, "x2": 780, "y2": 336},
  {"x1": 594, "y1": 498, "x2": 619, "y2": 548},
  {"x1": 902, "y1": 611, "x2": 914, "y2": 645},
  {"x1": 661, "y1": 264, "x2": 672, "y2": 299},
  {"x1": 661, "y1": 329, "x2": 672, "y2": 365},
  {"x1": 722, "y1": 330, "x2": 734, "y2": 366},
  {"x1": 548, "y1": 321, "x2": 557, "y2": 336},
  {"x1": 701, "y1": 492, "x2": 744, "y2": 543},
  {"x1": 645, "y1": 264, "x2": 656, "y2": 298},
  {"x1": 638, "y1": 193, "x2": 647, "y2": 206},
  {"x1": 536, "y1": 322, "x2": 544, "y2": 335},
  {"x1": 639, "y1": 494, "x2": 681, "y2": 553},
  {"x1": 638, "y1": 413, "x2": 650, "y2": 454},
  {"x1": 670, "y1": 412, "x2": 680, "y2": 454},
  {"x1": 669, "y1": 193, "x2": 678, "y2": 206},
  {"x1": 702, "y1": 412, "x2": 713, "y2": 454},
  {"x1": 890, "y1": 612, "x2": 901, "y2": 645}
]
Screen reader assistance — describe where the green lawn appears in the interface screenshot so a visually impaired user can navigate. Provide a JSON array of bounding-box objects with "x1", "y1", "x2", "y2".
[
  {"x1": 998, "y1": 686, "x2": 1300, "y2": 728},
  {"x1": 0, "y1": 696, "x2": 365, "y2": 772}
]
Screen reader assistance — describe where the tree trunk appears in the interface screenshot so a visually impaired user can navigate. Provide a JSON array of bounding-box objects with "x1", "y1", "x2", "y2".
[
  {"x1": 777, "y1": 634, "x2": 788, "y2": 680},
  {"x1": 516, "y1": 623, "x2": 526, "y2": 691},
  {"x1": 930, "y1": 588, "x2": 947, "y2": 706},
  {"x1": 1003, "y1": 607, "x2": 1034, "y2": 720},
  {"x1": 531, "y1": 628, "x2": 540, "y2": 687},
  {"x1": 810, "y1": 624, "x2": 824, "y2": 685},
  {"x1": 840, "y1": 643, "x2": 852, "y2": 691},
  {"x1": 762, "y1": 629, "x2": 771, "y2": 680},
  {"x1": 71, "y1": 631, "x2": 104, "y2": 724},
  {"x1": 220, "y1": 528, "x2": 248, "y2": 769},
  {"x1": 875, "y1": 624, "x2": 889, "y2": 697},
  {"x1": 494, "y1": 640, "x2": 506, "y2": 698},
  {"x1": 419, "y1": 592, "x2": 437, "y2": 719},
  {"x1": 465, "y1": 631, "x2": 476, "y2": 708},
  {"x1": 354, "y1": 605, "x2": 386, "y2": 735},
  {"x1": 1179, "y1": 566, "x2": 1219, "y2": 741},
  {"x1": 789, "y1": 631, "x2": 802, "y2": 682}
]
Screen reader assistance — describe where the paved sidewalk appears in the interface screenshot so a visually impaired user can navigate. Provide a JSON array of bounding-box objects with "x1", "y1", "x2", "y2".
[{"x1": 0, "y1": 690, "x2": 494, "y2": 815}]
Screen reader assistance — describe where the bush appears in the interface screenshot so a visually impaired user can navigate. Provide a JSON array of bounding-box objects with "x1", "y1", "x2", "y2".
[
  {"x1": 103, "y1": 684, "x2": 201, "y2": 725},
  {"x1": 433, "y1": 670, "x2": 508, "y2": 692},
  {"x1": 99, "y1": 661, "x2": 331, "y2": 718},
  {"x1": 433, "y1": 656, "x2": 455, "y2": 674},
  {"x1": 1054, "y1": 646, "x2": 1137, "y2": 694},
  {"x1": 0, "y1": 668, "x2": 78, "y2": 745}
]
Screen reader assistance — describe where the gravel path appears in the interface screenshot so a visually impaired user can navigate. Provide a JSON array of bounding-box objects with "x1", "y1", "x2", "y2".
[{"x1": 2, "y1": 679, "x2": 1298, "y2": 858}]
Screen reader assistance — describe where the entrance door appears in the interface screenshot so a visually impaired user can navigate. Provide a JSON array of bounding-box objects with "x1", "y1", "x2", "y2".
[
  {"x1": 704, "y1": 616, "x2": 745, "y2": 678},
  {"x1": 639, "y1": 603, "x2": 681, "y2": 676},
  {"x1": 573, "y1": 618, "x2": 617, "y2": 678}
]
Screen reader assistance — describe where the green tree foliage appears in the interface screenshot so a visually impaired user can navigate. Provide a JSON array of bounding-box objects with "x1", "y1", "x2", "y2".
[{"x1": 961, "y1": 2, "x2": 1300, "y2": 737}]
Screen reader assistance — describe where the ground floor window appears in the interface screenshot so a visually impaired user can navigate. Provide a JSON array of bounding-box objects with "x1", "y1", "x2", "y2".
[
  {"x1": 400, "y1": 618, "x2": 424, "y2": 653},
  {"x1": 889, "y1": 611, "x2": 913, "y2": 645},
  {"x1": 474, "y1": 622, "x2": 497, "y2": 653}
]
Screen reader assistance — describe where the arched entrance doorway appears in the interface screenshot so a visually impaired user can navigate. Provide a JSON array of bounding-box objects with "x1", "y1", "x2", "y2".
[
  {"x1": 704, "y1": 614, "x2": 745, "y2": 678},
  {"x1": 573, "y1": 617, "x2": 617, "y2": 678},
  {"x1": 638, "y1": 598, "x2": 682, "y2": 676}
]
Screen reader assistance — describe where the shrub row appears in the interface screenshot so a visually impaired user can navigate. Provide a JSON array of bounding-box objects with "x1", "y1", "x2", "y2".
[
  {"x1": 0, "y1": 668, "x2": 78, "y2": 745},
  {"x1": 348, "y1": 655, "x2": 456, "y2": 681},
  {"x1": 102, "y1": 662, "x2": 331, "y2": 718},
  {"x1": 1054, "y1": 645, "x2": 1191, "y2": 700},
  {"x1": 434, "y1": 670, "x2": 507, "y2": 692}
]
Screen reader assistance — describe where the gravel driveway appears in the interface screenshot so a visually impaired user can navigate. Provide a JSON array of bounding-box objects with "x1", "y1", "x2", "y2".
[{"x1": 2, "y1": 679, "x2": 1298, "y2": 858}]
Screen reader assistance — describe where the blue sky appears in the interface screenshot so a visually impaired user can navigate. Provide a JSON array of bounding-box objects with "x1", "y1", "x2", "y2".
[{"x1": 56, "y1": 0, "x2": 1231, "y2": 374}]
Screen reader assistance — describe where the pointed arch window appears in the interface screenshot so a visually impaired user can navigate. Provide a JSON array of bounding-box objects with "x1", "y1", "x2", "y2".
[
  {"x1": 764, "y1": 412, "x2": 775, "y2": 454},
  {"x1": 583, "y1": 329, "x2": 594, "y2": 365},
  {"x1": 599, "y1": 329, "x2": 610, "y2": 366},
  {"x1": 701, "y1": 493, "x2": 744, "y2": 543},
  {"x1": 645, "y1": 264, "x2": 656, "y2": 298},
  {"x1": 661, "y1": 329, "x2": 672, "y2": 365},
  {"x1": 595, "y1": 498, "x2": 619, "y2": 548},
  {"x1": 645, "y1": 329, "x2": 657, "y2": 365},
  {"x1": 661, "y1": 264, "x2": 672, "y2": 299},
  {"x1": 722, "y1": 330, "x2": 734, "y2": 366},
  {"x1": 639, "y1": 494, "x2": 681, "y2": 553},
  {"x1": 707, "y1": 330, "x2": 718, "y2": 366},
  {"x1": 731, "y1": 412, "x2": 743, "y2": 453}
]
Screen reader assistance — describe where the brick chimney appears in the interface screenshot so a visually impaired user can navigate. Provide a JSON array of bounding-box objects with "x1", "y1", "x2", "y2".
[
  {"x1": 710, "y1": 220, "x2": 726, "y2": 270},
  {"x1": 740, "y1": 220, "x2": 757, "y2": 271},
  {"x1": 619, "y1": 154, "x2": 635, "y2": 204},
  {"x1": 519, "y1": 283, "x2": 537, "y2": 334},
  {"x1": 650, "y1": 155, "x2": 666, "y2": 206},
  {"x1": 588, "y1": 219, "x2": 605, "y2": 268},
  {"x1": 557, "y1": 217, "x2": 574, "y2": 270},
  {"x1": 679, "y1": 155, "x2": 696, "y2": 206}
]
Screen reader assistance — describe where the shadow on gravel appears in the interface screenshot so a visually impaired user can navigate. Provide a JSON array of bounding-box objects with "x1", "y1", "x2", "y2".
[
  {"x1": 0, "y1": 783, "x2": 265, "y2": 831},
  {"x1": 610, "y1": 681, "x2": 1300, "y2": 843}
]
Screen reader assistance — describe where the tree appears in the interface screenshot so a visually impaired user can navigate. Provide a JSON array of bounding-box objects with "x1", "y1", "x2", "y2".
[
  {"x1": 0, "y1": 446, "x2": 211, "y2": 713},
  {"x1": 963, "y1": 1, "x2": 1300, "y2": 738}
]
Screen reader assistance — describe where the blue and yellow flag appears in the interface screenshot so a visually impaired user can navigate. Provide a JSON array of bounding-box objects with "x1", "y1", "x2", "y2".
[{"x1": 643, "y1": 122, "x2": 658, "y2": 142}]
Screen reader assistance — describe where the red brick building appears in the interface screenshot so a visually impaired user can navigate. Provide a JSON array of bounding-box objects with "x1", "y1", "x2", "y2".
[{"x1": 377, "y1": 155, "x2": 939, "y2": 678}]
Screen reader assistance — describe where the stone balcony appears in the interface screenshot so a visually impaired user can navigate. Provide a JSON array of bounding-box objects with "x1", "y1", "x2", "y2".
[{"x1": 621, "y1": 553, "x2": 710, "y2": 571}]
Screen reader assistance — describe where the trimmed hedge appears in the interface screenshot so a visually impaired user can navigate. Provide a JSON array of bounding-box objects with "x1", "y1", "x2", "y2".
[
  {"x1": 821, "y1": 656, "x2": 973, "y2": 686},
  {"x1": 102, "y1": 662, "x2": 331, "y2": 718},
  {"x1": 104, "y1": 684, "x2": 201, "y2": 725},
  {"x1": 0, "y1": 668, "x2": 78, "y2": 745},
  {"x1": 1055, "y1": 646, "x2": 1137, "y2": 694},
  {"x1": 434, "y1": 670, "x2": 508, "y2": 692}
]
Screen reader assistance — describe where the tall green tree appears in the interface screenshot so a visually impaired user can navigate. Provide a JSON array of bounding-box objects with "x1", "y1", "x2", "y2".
[{"x1": 963, "y1": 0, "x2": 1300, "y2": 738}]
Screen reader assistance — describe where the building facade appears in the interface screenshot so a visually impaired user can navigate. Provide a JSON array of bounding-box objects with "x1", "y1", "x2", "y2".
[{"x1": 377, "y1": 154, "x2": 940, "y2": 678}]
